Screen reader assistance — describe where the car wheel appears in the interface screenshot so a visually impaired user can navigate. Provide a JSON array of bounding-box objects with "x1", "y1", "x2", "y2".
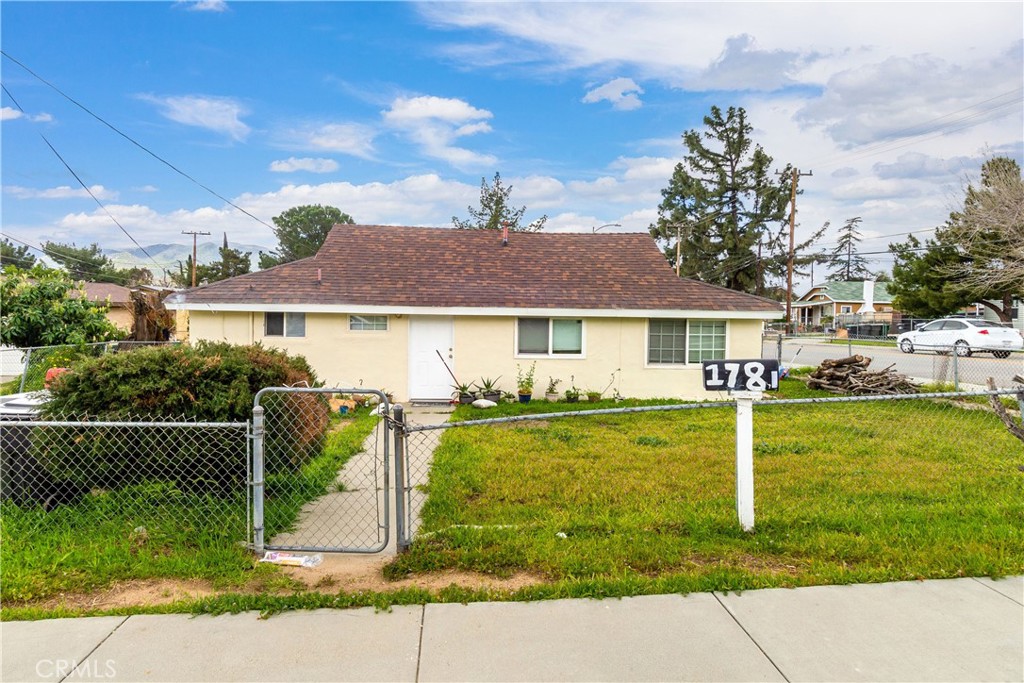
[
  {"x1": 993, "y1": 350, "x2": 1010, "y2": 359},
  {"x1": 899, "y1": 339, "x2": 914, "y2": 354},
  {"x1": 953, "y1": 340, "x2": 972, "y2": 357}
]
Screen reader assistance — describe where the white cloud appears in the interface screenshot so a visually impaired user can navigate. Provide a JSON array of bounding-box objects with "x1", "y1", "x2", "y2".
[
  {"x1": 5, "y1": 184, "x2": 118, "y2": 200},
  {"x1": 382, "y1": 95, "x2": 496, "y2": 169},
  {"x1": 582, "y1": 77, "x2": 644, "y2": 110},
  {"x1": 1, "y1": 107, "x2": 53, "y2": 123},
  {"x1": 133, "y1": 185, "x2": 160, "y2": 193},
  {"x1": 138, "y1": 94, "x2": 251, "y2": 141},
  {"x1": 283, "y1": 123, "x2": 376, "y2": 159},
  {"x1": 178, "y1": 0, "x2": 227, "y2": 12},
  {"x1": 269, "y1": 157, "x2": 340, "y2": 173},
  {"x1": 421, "y1": 3, "x2": 1022, "y2": 91},
  {"x1": 383, "y1": 95, "x2": 492, "y2": 125}
]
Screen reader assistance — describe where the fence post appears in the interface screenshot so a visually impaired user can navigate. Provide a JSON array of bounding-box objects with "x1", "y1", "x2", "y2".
[
  {"x1": 776, "y1": 334, "x2": 783, "y2": 364},
  {"x1": 393, "y1": 404, "x2": 409, "y2": 552},
  {"x1": 952, "y1": 349, "x2": 960, "y2": 391},
  {"x1": 732, "y1": 391, "x2": 759, "y2": 532},
  {"x1": 252, "y1": 405, "x2": 265, "y2": 555},
  {"x1": 19, "y1": 348, "x2": 31, "y2": 393}
]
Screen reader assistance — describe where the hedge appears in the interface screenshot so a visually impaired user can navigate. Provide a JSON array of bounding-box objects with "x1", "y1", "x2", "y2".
[{"x1": 28, "y1": 342, "x2": 329, "y2": 495}]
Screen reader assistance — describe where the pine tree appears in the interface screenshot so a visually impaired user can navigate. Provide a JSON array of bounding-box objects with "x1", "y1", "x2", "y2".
[
  {"x1": 452, "y1": 172, "x2": 547, "y2": 232},
  {"x1": 649, "y1": 106, "x2": 798, "y2": 293},
  {"x1": 826, "y1": 217, "x2": 874, "y2": 281}
]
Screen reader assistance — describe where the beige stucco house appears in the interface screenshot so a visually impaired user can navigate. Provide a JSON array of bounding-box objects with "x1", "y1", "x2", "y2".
[
  {"x1": 166, "y1": 225, "x2": 782, "y2": 401},
  {"x1": 78, "y1": 282, "x2": 134, "y2": 331}
]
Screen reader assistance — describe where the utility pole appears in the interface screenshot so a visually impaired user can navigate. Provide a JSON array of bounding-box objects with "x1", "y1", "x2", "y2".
[
  {"x1": 786, "y1": 169, "x2": 812, "y2": 334},
  {"x1": 182, "y1": 230, "x2": 210, "y2": 288}
]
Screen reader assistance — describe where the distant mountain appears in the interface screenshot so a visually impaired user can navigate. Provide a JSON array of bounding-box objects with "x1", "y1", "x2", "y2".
[{"x1": 108, "y1": 242, "x2": 270, "y2": 276}]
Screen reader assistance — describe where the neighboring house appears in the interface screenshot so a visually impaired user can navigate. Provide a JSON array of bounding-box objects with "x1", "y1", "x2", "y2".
[
  {"x1": 77, "y1": 282, "x2": 134, "y2": 331},
  {"x1": 166, "y1": 225, "x2": 782, "y2": 401},
  {"x1": 792, "y1": 281, "x2": 895, "y2": 329}
]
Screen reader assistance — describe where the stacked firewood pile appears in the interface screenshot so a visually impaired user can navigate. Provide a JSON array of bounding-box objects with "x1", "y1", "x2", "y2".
[{"x1": 806, "y1": 355, "x2": 920, "y2": 395}]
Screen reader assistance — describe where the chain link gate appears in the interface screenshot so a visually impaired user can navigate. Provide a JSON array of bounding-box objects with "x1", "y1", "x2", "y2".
[{"x1": 252, "y1": 387, "x2": 391, "y2": 554}]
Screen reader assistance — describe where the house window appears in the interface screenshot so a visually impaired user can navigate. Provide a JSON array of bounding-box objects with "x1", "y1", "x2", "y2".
[
  {"x1": 648, "y1": 319, "x2": 687, "y2": 364},
  {"x1": 265, "y1": 312, "x2": 305, "y2": 337},
  {"x1": 517, "y1": 318, "x2": 583, "y2": 355},
  {"x1": 840, "y1": 305, "x2": 853, "y2": 314},
  {"x1": 648, "y1": 319, "x2": 726, "y2": 364},
  {"x1": 350, "y1": 315, "x2": 387, "y2": 331},
  {"x1": 687, "y1": 320, "x2": 726, "y2": 363}
]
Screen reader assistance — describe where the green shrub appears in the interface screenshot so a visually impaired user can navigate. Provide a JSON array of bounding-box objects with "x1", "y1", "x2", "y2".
[{"x1": 32, "y1": 343, "x2": 329, "y2": 494}]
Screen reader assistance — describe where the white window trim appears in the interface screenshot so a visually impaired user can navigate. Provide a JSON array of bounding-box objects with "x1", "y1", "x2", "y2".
[
  {"x1": 840, "y1": 305, "x2": 853, "y2": 314},
  {"x1": 514, "y1": 317, "x2": 586, "y2": 359},
  {"x1": 644, "y1": 318, "x2": 729, "y2": 368},
  {"x1": 349, "y1": 314, "x2": 389, "y2": 331}
]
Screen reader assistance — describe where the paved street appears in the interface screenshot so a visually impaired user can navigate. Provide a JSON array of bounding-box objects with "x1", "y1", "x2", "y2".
[{"x1": 765, "y1": 337, "x2": 1024, "y2": 389}]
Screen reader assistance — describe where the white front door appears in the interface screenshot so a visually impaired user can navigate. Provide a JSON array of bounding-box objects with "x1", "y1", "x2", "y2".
[{"x1": 408, "y1": 316, "x2": 455, "y2": 401}]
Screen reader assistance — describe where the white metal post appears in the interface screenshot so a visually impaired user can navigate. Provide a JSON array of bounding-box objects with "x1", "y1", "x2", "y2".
[{"x1": 732, "y1": 391, "x2": 759, "y2": 532}]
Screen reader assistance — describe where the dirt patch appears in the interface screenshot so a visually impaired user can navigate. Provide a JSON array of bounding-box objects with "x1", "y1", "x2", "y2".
[
  {"x1": 34, "y1": 579, "x2": 221, "y2": 612},
  {"x1": 279, "y1": 553, "x2": 544, "y2": 593},
  {"x1": 20, "y1": 556, "x2": 546, "y2": 613}
]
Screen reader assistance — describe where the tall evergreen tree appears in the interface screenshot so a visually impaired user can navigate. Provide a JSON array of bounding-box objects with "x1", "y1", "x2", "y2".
[
  {"x1": 452, "y1": 172, "x2": 547, "y2": 232},
  {"x1": 826, "y1": 217, "x2": 874, "y2": 281},
  {"x1": 649, "y1": 106, "x2": 802, "y2": 294}
]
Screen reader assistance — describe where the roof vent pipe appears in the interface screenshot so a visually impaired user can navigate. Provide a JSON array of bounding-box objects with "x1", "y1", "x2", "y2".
[{"x1": 501, "y1": 221, "x2": 509, "y2": 247}]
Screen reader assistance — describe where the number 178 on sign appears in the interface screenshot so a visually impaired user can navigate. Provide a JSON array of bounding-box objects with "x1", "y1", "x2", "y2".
[{"x1": 702, "y1": 359, "x2": 780, "y2": 392}]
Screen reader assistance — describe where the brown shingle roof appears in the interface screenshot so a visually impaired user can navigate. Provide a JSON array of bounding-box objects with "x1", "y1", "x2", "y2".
[{"x1": 177, "y1": 225, "x2": 782, "y2": 314}]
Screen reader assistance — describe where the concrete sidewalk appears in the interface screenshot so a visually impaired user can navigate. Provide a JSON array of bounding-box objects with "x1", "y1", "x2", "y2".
[{"x1": 3, "y1": 576, "x2": 1021, "y2": 682}]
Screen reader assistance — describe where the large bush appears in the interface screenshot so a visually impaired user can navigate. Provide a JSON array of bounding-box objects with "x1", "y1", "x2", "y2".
[{"x1": 32, "y1": 343, "x2": 329, "y2": 494}]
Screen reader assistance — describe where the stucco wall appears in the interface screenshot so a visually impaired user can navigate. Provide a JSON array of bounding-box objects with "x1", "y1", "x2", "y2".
[
  {"x1": 106, "y1": 307, "x2": 134, "y2": 331},
  {"x1": 188, "y1": 311, "x2": 410, "y2": 393},
  {"x1": 189, "y1": 311, "x2": 767, "y2": 401}
]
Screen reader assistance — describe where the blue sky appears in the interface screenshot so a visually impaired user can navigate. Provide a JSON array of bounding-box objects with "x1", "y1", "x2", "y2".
[{"x1": 2, "y1": 1, "x2": 1022, "y2": 287}]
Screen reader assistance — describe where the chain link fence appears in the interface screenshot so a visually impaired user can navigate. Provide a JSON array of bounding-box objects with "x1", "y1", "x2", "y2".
[
  {"x1": 0, "y1": 416, "x2": 251, "y2": 551},
  {"x1": 762, "y1": 335, "x2": 1024, "y2": 389},
  {"x1": 392, "y1": 388, "x2": 1024, "y2": 549},
  {"x1": 254, "y1": 388, "x2": 390, "y2": 554},
  {"x1": 0, "y1": 341, "x2": 179, "y2": 393}
]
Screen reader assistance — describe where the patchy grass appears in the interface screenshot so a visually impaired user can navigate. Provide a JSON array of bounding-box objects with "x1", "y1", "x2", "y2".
[
  {"x1": 0, "y1": 410, "x2": 378, "y2": 605},
  {"x1": 388, "y1": 378, "x2": 1024, "y2": 591}
]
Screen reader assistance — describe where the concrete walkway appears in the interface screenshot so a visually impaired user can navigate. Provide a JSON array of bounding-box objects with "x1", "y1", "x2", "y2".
[
  {"x1": 3, "y1": 576, "x2": 1021, "y2": 682},
  {"x1": 270, "y1": 404, "x2": 453, "y2": 554}
]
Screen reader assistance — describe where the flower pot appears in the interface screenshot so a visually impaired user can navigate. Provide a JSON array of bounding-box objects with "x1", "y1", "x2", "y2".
[
  {"x1": 544, "y1": 392, "x2": 559, "y2": 401},
  {"x1": 483, "y1": 391, "x2": 501, "y2": 403},
  {"x1": 518, "y1": 392, "x2": 532, "y2": 404},
  {"x1": 459, "y1": 393, "x2": 475, "y2": 404},
  {"x1": 565, "y1": 396, "x2": 579, "y2": 403}
]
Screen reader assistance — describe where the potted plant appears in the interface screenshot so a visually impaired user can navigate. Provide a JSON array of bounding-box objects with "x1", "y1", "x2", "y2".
[
  {"x1": 516, "y1": 362, "x2": 536, "y2": 403},
  {"x1": 475, "y1": 377, "x2": 502, "y2": 403},
  {"x1": 544, "y1": 377, "x2": 561, "y2": 401},
  {"x1": 452, "y1": 382, "x2": 475, "y2": 404},
  {"x1": 564, "y1": 384, "x2": 581, "y2": 403},
  {"x1": 586, "y1": 390, "x2": 601, "y2": 403}
]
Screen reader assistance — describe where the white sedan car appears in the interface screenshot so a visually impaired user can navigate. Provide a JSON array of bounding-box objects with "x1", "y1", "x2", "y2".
[{"x1": 897, "y1": 318, "x2": 1024, "y2": 358}]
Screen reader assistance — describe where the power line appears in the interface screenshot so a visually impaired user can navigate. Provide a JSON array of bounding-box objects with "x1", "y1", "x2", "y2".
[
  {"x1": 1, "y1": 50, "x2": 275, "y2": 232},
  {"x1": 807, "y1": 88, "x2": 1023, "y2": 169},
  {"x1": 1, "y1": 82, "x2": 162, "y2": 271}
]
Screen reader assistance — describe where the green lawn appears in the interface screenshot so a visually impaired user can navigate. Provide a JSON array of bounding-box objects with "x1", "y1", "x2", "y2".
[
  {"x1": 0, "y1": 410, "x2": 378, "y2": 605},
  {"x1": 388, "y1": 380, "x2": 1024, "y2": 594}
]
